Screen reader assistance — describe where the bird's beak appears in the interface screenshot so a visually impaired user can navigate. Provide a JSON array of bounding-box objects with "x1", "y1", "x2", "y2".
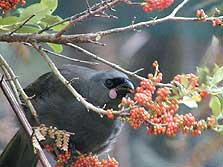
[{"x1": 116, "y1": 79, "x2": 134, "y2": 95}]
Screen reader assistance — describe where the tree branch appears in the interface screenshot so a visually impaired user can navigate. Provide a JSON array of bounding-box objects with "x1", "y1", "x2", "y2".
[
  {"x1": 0, "y1": 54, "x2": 39, "y2": 122},
  {"x1": 0, "y1": 15, "x2": 222, "y2": 44},
  {"x1": 0, "y1": 76, "x2": 51, "y2": 167}
]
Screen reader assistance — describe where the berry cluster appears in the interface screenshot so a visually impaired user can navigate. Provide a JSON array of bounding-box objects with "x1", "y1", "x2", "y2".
[
  {"x1": 173, "y1": 73, "x2": 199, "y2": 90},
  {"x1": 57, "y1": 151, "x2": 71, "y2": 166},
  {"x1": 196, "y1": 9, "x2": 208, "y2": 20},
  {"x1": 0, "y1": 0, "x2": 26, "y2": 10},
  {"x1": 44, "y1": 144, "x2": 119, "y2": 167},
  {"x1": 212, "y1": 18, "x2": 222, "y2": 27},
  {"x1": 73, "y1": 154, "x2": 101, "y2": 167},
  {"x1": 129, "y1": 107, "x2": 150, "y2": 129},
  {"x1": 101, "y1": 158, "x2": 119, "y2": 167},
  {"x1": 120, "y1": 61, "x2": 216, "y2": 136},
  {"x1": 143, "y1": 0, "x2": 174, "y2": 13},
  {"x1": 74, "y1": 154, "x2": 119, "y2": 167},
  {"x1": 196, "y1": 9, "x2": 222, "y2": 27}
]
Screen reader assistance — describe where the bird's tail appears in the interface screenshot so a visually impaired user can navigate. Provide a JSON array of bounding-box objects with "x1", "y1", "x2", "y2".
[{"x1": 0, "y1": 130, "x2": 38, "y2": 167}]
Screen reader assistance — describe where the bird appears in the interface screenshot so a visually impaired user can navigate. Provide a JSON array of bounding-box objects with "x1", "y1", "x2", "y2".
[{"x1": 0, "y1": 64, "x2": 134, "y2": 167}]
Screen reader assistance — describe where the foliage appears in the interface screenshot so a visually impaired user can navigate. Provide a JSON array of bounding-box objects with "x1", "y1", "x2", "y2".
[{"x1": 0, "y1": 0, "x2": 67, "y2": 53}]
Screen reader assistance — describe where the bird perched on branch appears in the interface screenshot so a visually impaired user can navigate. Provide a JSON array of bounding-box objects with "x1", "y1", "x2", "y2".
[{"x1": 0, "y1": 64, "x2": 134, "y2": 167}]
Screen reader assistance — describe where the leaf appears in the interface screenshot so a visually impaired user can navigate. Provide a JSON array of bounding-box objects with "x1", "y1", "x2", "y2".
[
  {"x1": 47, "y1": 43, "x2": 63, "y2": 53},
  {"x1": 51, "y1": 22, "x2": 69, "y2": 31},
  {"x1": 212, "y1": 66, "x2": 223, "y2": 85},
  {"x1": 196, "y1": 66, "x2": 209, "y2": 84},
  {"x1": 19, "y1": 3, "x2": 51, "y2": 24},
  {"x1": 182, "y1": 96, "x2": 198, "y2": 108},
  {"x1": 0, "y1": 16, "x2": 19, "y2": 25},
  {"x1": 41, "y1": 0, "x2": 58, "y2": 14},
  {"x1": 16, "y1": 26, "x2": 40, "y2": 33},
  {"x1": 41, "y1": 15, "x2": 68, "y2": 32},
  {"x1": 41, "y1": 15, "x2": 62, "y2": 25},
  {"x1": 209, "y1": 96, "x2": 221, "y2": 117}
]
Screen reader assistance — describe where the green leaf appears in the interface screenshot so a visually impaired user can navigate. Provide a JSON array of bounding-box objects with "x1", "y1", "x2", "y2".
[
  {"x1": 16, "y1": 26, "x2": 40, "y2": 33},
  {"x1": 209, "y1": 96, "x2": 221, "y2": 117},
  {"x1": 47, "y1": 43, "x2": 63, "y2": 53},
  {"x1": 41, "y1": 15, "x2": 62, "y2": 25},
  {"x1": 41, "y1": 0, "x2": 58, "y2": 13},
  {"x1": 51, "y1": 24, "x2": 67, "y2": 31},
  {"x1": 0, "y1": 22, "x2": 40, "y2": 33},
  {"x1": 212, "y1": 66, "x2": 223, "y2": 85},
  {"x1": 40, "y1": 15, "x2": 68, "y2": 32},
  {"x1": 19, "y1": 3, "x2": 51, "y2": 24},
  {"x1": 182, "y1": 96, "x2": 198, "y2": 108},
  {"x1": 0, "y1": 16, "x2": 19, "y2": 25},
  {"x1": 196, "y1": 66, "x2": 209, "y2": 84}
]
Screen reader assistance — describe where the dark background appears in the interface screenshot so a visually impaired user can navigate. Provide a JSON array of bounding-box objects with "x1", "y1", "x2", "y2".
[{"x1": 0, "y1": 0, "x2": 223, "y2": 166}]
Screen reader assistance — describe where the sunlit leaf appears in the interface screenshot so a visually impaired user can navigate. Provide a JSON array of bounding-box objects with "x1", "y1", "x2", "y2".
[
  {"x1": 212, "y1": 66, "x2": 223, "y2": 85},
  {"x1": 41, "y1": 0, "x2": 58, "y2": 13},
  {"x1": 196, "y1": 66, "x2": 209, "y2": 84},
  {"x1": 0, "y1": 16, "x2": 19, "y2": 25},
  {"x1": 16, "y1": 26, "x2": 40, "y2": 33},
  {"x1": 209, "y1": 96, "x2": 221, "y2": 117},
  {"x1": 40, "y1": 15, "x2": 68, "y2": 32},
  {"x1": 41, "y1": 15, "x2": 62, "y2": 25},
  {"x1": 182, "y1": 96, "x2": 198, "y2": 108},
  {"x1": 51, "y1": 22, "x2": 68, "y2": 31},
  {"x1": 47, "y1": 43, "x2": 63, "y2": 53},
  {"x1": 19, "y1": 3, "x2": 51, "y2": 24}
]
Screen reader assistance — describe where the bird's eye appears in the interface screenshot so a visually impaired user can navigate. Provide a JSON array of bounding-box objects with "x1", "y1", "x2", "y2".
[{"x1": 105, "y1": 79, "x2": 114, "y2": 88}]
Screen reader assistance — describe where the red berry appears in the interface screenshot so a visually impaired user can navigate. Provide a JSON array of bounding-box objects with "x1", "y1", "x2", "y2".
[
  {"x1": 106, "y1": 110, "x2": 115, "y2": 119},
  {"x1": 200, "y1": 90, "x2": 209, "y2": 99},
  {"x1": 143, "y1": 0, "x2": 175, "y2": 12}
]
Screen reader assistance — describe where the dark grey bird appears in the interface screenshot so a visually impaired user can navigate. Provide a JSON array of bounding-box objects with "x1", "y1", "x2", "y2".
[{"x1": 0, "y1": 64, "x2": 134, "y2": 167}]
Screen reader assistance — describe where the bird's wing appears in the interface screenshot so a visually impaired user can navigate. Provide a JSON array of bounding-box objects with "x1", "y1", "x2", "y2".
[{"x1": 0, "y1": 130, "x2": 38, "y2": 167}]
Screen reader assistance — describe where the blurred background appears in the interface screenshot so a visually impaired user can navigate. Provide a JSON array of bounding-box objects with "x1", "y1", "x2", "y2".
[{"x1": 0, "y1": 0, "x2": 223, "y2": 166}]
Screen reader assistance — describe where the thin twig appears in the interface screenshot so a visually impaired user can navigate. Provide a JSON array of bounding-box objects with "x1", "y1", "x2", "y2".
[
  {"x1": 1, "y1": 65, "x2": 21, "y2": 103},
  {"x1": 0, "y1": 54, "x2": 39, "y2": 122},
  {"x1": 43, "y1": 48, "x2": 99, "y2": 65},
  {"x1": 38, "y1": 1, "x2": 106, "y2": 34},
  {"x1": 9, "y1": 14, "x2": 35, "y2": 36},
  {"x1": 23, "y1": 43, "x2": 98, "y2": 65},
  {"x1": 0, "y1": 76, "x2": 51, "y2": 167},
  {"x1": 66, "y1": 43, "x2": 146, "y2": 80},
  {"x1": 55, "y1": 0, "x2": 121, "y2": 37},
  {"x1": 169, "y1": 0, "x2": 190, "y2": 17}
]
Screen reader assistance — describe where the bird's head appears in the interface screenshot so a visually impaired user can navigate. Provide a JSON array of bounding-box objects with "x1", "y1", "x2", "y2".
[{"x1": 90, "y1": 70, "x2": 134, "y2": 108}]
